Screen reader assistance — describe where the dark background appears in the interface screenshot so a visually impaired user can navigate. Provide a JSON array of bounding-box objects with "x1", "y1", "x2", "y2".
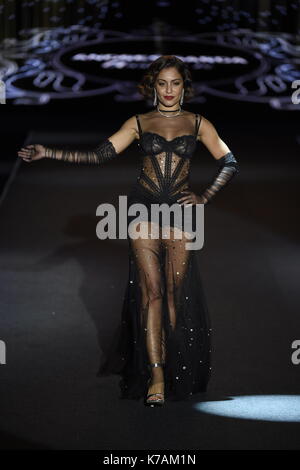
[{"x1": 0, "y1": 0, "x2": 299, "y2": 451}]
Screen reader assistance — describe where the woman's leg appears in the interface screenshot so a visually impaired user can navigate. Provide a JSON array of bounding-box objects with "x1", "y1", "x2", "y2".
[
  {"x1": 129, "y1": 221, "x2": 165, "y2": 400},
  {"x1": 162, "y1": 225, "x2": 192, "y2": 330}
]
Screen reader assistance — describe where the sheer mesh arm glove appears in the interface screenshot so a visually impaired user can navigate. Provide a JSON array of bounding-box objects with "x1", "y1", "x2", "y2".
[
  {"x1": 199, "y1": 151, "x2": 239, "y2": 204},
  {"x1": 44, "y1": 138, "x2": 118, "y2": 164}
]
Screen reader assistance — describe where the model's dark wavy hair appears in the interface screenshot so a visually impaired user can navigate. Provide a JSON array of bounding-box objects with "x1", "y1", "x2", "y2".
[{"x1": 137, "y1": 55, "x2": 195, "y2": 103}]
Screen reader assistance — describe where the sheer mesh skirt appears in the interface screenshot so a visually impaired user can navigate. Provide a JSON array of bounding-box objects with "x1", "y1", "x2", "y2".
[{"x1": 97, "y1": 190, "x2": 212, "y2": 402}]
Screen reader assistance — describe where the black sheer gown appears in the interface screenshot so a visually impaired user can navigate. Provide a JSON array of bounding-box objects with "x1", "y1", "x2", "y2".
[
  {"x1": 98, "y1": 112, "x2": 211, "y2": 402},
  {"x1": 44, "y1": 111, "x2": 239, "y2": 402}
]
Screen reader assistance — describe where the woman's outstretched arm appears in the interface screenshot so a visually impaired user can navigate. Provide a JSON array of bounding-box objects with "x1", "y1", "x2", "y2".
[
  {"x1": 17, "y1": 116, "x2": 138, "y2": 164},
  {"x1": 178, "y1": 116, "x2": 239, "y2": 206}
]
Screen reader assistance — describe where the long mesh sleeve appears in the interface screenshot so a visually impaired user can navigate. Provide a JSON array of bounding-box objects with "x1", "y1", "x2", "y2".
[
  {"x1": 199, "y1": 151, "x2": 239, "y2": 204},
  {"x1": 44, "y1": 138, "x2": 118, "y2": 164}
]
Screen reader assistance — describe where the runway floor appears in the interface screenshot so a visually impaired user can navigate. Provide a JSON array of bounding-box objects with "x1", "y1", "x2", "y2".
[{"x1": 0, "y1": 130, "x2": 299, "y2": 450}]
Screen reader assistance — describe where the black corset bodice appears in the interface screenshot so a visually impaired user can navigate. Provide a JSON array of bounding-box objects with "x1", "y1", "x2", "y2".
[
  {"x1": 131, "y1": 113, "x2": 202, "y2": 204},
  {"x1": 138, "y1": 132, "x2": 197, "y2": 159}
]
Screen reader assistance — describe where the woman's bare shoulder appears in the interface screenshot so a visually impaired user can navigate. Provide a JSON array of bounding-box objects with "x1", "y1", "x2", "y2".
[
  {"x1": 118, "y1": 115, "x2": 141, "y2": 140},
  {"x1": 184, "y1": 110, "x2": 204, "y2": 124},
  {"x1": 123, "y1": 111, "x2": 161, "y2": 138},
  {"x1": 190, "y1": 112, "x2": 208, "y2": 140}
]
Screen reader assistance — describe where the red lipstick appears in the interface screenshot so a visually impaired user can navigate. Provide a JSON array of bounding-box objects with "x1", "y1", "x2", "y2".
[{"x1": 164, "y1": 96, "x2": 174, "y2": 100}]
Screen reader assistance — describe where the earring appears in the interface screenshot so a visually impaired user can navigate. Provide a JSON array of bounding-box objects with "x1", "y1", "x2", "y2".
[
  {"x1": 180, "y1": 88, "x2": 185, "y2": 105},
  {"x1": 153, "y1": 88, "x2": 157, "y2": 106}
]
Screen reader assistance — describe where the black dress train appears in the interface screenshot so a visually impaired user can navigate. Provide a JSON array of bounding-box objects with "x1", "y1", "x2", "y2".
[{"x1": 44, "y1": 111, "x2": 239, "y2": 402}]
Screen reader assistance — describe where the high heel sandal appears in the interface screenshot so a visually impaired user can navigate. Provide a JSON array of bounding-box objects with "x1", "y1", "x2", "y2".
[{"x1": 144, "y1": 362, "x2": 165, "y2": 407}]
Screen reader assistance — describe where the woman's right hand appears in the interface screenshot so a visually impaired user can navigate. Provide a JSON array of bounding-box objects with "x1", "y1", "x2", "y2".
[{"x1": 17, "y1": 144, "x2": 46, "y2": 162}]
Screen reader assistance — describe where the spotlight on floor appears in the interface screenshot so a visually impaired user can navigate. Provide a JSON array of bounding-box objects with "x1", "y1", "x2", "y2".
[{"x1": 194, "y1": 395, "x2": 300, "y2": 422}]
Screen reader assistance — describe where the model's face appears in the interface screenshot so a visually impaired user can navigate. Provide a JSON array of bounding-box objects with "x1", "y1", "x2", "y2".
[{"x1": 154, "y1": 67, "x2": 184, "y2": 107}]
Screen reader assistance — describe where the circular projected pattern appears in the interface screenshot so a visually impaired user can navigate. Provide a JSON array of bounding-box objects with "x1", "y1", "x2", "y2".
[{"x1": 2, "y1": 26, "x2": 300, "y2": 109}]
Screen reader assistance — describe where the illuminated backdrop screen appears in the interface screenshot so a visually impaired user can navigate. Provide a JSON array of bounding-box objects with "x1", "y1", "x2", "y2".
[{"x1": 0, "y1": 0, "x2": 299, "y2": 109}]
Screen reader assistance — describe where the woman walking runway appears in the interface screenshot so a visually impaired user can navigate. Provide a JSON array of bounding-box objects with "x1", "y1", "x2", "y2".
[{"x1": 18, "y1": 55, "x2": 239, "y2": 406}]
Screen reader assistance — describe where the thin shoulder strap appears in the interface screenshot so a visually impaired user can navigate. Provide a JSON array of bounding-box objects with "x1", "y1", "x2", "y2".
[
  {"x1": 136, "y1": 115, "x2": 142, "y2": 138},
  {"x1": 195, "y1": 114, "x2": 202, "y2": 137}
]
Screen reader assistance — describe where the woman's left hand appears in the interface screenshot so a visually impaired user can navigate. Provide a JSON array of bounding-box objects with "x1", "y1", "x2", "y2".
[{"x1": 177, "y1": 190, "x2": 205, "y2": 206}]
